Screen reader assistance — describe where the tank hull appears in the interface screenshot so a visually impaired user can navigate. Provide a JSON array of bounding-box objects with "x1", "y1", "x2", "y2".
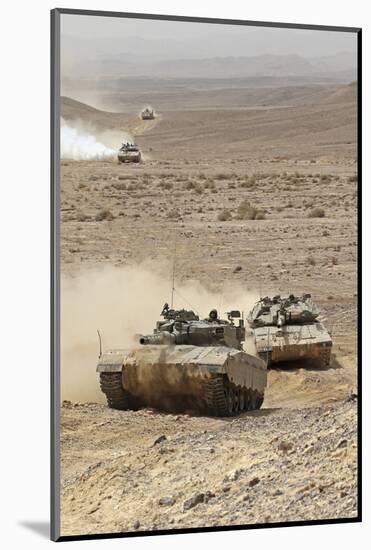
[
  {"x1": 252, "y1": 323, "x2": 332, "y2": 367},
  {"x1": 97, "y1": 345, "x2": 267, "y2": 416},
  {"x1": 118, "y1": 151, "x2": 141, "y2": 163}
]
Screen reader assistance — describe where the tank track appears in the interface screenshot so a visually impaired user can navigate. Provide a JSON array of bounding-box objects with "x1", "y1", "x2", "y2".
[
  {"x1": 318, "y1": 348, "x2": 331, "y2": 368},
  {"x1": 99, "y1": 372, "x2": 132, "y2": 410},
  {"x1": 204, "y1": 375, "x2": 264, "y2": 417}
]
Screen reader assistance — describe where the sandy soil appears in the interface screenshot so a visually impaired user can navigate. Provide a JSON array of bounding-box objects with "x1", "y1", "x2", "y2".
[{"x1": 59, "y1": 79, "x2": 358, "y2": 536}]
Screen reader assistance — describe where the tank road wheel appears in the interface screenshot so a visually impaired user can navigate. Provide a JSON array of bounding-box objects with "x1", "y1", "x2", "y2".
[
  {"x1": 99, "y1": 372, "x2": 130, "y2": 410},
  {"x1": 246, "y1": 389, "x2": 256, "y2": 411},
  {"x1": 225, "y1": 387, "x2": 234, "y2": 416},
  {"x1": 318, "y1": 348, "x2": 331, "y2": 368},
  {"x1": 255, "y1": 393, "x2": 264, "y2": 410},
  {"x1": 204, "y1": 376, "x2": 234, "y2": 417},
  {"x1": 238, "y1": 388, "x2": 245, "y2": 411}
]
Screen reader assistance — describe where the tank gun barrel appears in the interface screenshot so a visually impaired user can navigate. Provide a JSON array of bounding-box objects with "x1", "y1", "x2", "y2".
[{"x1": 139, "y1": 332, "x2": 176, "y2": 346}]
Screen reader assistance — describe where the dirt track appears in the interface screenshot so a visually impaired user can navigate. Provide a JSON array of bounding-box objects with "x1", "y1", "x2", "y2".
[{"x1": 59, "y1": 79, "x2": 358, "y2": 536}]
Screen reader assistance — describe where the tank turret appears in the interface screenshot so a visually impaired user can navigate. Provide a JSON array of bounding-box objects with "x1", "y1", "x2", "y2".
[
  {"x1": 139, "y1": 304, "x2": 246, "y2": 350},
  {"x1": 118, "y1": 142, "x2": 141, "y2": 163},
  {"x1": 141, "y1": 107, "x2": 155, "y2": 120},
  {"x1": 247, "y1": 294, "x2": 332, "y2": 367}
]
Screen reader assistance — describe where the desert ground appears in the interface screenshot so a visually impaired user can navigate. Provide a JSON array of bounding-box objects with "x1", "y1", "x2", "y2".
[{"x1": 59, "y1": 77, "x2": 358, "y2": 536}]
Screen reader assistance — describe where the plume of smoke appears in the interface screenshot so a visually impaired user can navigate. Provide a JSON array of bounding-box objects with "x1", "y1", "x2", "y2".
[
  {"x1": 60, "y1": 117, "x2": 116, "y2": 160},
  {"x1": 61, "y1": 264, "x2": 259, "y2": 403}
]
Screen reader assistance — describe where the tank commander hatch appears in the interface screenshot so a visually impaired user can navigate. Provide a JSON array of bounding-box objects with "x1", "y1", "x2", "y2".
[{"x1": 208, "y1": 309, "x2": 219, "y2": 322}]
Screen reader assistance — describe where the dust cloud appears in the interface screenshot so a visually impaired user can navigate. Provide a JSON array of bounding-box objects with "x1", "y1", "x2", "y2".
[
  {"x1": 61, "y1": 263, "x2": 259, "y2": 403},
  {"x1": 60, "y1": 118, "x2": 133, "y2": 160}
]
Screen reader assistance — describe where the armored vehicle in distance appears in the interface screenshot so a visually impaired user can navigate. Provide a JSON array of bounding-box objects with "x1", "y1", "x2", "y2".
[
  {"x1": 247, "y1": 294, "x2": 332, "y2": 368},
  {"x1": 97, "y1": 303, "x2": 267, "y2": 416},
  {"x1": 118, "y1": 142, "x2": 141, "y2": 163},
  {"x1": 141, "y1": 107, "x2": 155, "y2": 120}
]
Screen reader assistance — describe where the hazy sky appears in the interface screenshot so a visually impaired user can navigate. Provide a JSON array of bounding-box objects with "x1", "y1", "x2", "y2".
[{"x1": 61, "y1": 13, "x2": 357, "y2": 60}]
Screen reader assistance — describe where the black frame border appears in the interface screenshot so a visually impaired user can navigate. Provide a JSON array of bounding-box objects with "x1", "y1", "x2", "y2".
[{"x1": 51, "y1": 7, "x2": 362, "y2": 542}]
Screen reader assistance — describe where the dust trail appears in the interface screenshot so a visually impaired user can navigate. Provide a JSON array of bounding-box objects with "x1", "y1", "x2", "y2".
[
  {"x1": 61, "y1": 117, "x2": 115, "y2": 160},
  {"x1": 61, "y1": 263, "x2": 259, "y2": 403},
  {"x1": 60, "y1": 118, "x2": 134, "y2": 160}
]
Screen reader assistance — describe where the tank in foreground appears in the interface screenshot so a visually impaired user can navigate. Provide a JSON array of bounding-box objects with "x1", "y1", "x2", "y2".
[
  {"x1": 141, "y1": 107, "x2": 155, "y2": 120},
  {"x1": 97, "y1": 304, "x2": 267, "y2": 416},
  {"x1": 117, "y1": 142, "x2": 141, "y2": 163},
  {"x1": 247, "y1": 294, "x2": 332, "y2": 368}
]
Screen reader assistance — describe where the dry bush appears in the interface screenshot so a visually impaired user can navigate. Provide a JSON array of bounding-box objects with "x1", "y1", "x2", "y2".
[
  {"x1": 167, "y1": 209, "x2": 180, "y2": 219},
  {"x1": 185, "y1": 180, "x2": 196, "y2": 190},
  {"x1": 215, "y1": 173, "x2": 229, "y2": 180},
  {"x1": 307, "y1": 256, "x2": 316, "y2": 266},
  {"x1": 112, "y1": 182, "x2": 126, "y2": 190},
  {"x1": 204, "y1": 181, "x2": 215, "y2": 190},
  {"x1": 217, "y1": 209, "x2": 232, "y2": 222},
  {"x1": 193, "y1": 183, "x2": 204, "y2": 194},
  {"x1": 76, "y1": 212, "x2": 91, "y2": 222},
  {"x1": 159, "y1": 181, "x2": 173, "y2": 190},
  {"x1": 308, "y1": 207, "x2": 325, "y2": 218},
  {"x1": 95, "y1": 209, "x2": 115, "y2": 222},
  {"x1": 237, "y1": 199, "x2": 265, "y2": 220}
]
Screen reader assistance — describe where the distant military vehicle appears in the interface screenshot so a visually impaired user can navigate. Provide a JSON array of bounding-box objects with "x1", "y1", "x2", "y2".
[
  {"x1": 97, "y1": 303, "x2": 267, "y2": 416},
  {"x1": 141, "y1": 107, "x2": 155, "y2": 120},
  {"x1": 118, "y1": 142, "x2": 141, "y2": 163},
  {"x1": 247, "y1": 294, "x2": 332, "y2": 368}
]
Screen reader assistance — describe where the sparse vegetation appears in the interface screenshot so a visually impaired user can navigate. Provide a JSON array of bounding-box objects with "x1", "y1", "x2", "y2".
[
  {"x1": 95, "y1": 209, "x2": 114, "y2": 221},
  {"x1": 217, "y1": 209, "x2": 232, "y2": 222},
  {"x1": 308, "y1": 207, "x2": 325, "y2": 218},
  {"x1": 236, "y1": 199, "x2": 265, "y2": 220}
]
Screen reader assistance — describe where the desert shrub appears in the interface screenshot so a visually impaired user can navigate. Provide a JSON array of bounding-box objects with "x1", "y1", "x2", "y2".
[
  {"x1": 320, "y1": 174, "x2": 331, "y2": 183},
  {"x1": 112, "y1": 182, "x2": 126, "y2": 190},
  {"x1": 308, "y1": 207, "x2": 325, "y2": 218},
  {"x1": 167, "y1": 209, "x2": 180, "y2": 219},
  {"x1": 95, "y1": 209, "x2": 114, "y2": 221},
  {"x1": 217, "y1": 209, "x2": 232, "y2": 222},
  {"x1": 204, "y1": 180, "x2": 215, "y2": 190},
  {"x1": 240, "y1": 180, "x2": 254, "y2": 188},
  {"x1": 215, "y1": 173, "x2": 229, "y2": 180},
  {"x1": 236, "y1": 199, "x2": 265, "y2": 220},
  {"x1": 255, "y1": 211, "x2": 266, "y2": 220},
  {"x1": 193, "y1": 183, "x2": 203, "y2": 194},
  {"x1": 307, "y1": 256, "x2": 316, "y2": 266},
  {"x1": 348, "y1": 175, "x2": 357, "y2": 183},
  {"x1": 159, "y1": 181, "x2": 173, "y2": 190},
  {"x1": 185, "y1": 180, "x2": 196, "y2": 190},
  {"x1": 76, "y1": 212, "x2": 91, "y2": 222}
]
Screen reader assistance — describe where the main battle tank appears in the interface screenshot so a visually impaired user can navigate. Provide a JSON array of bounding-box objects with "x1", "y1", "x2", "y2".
[
  {"x1": 117, "y1": 142, "x2": 141, "y2": 163},
  {"x1": 141, "y1": 107, "x2": 155, "y2": 120},
  {"x1": 97, "y1": 303, "x2": 267, "y2": 416},
  {"x1": 247, "y1": 294, "x2": 332, "y2": 368}
]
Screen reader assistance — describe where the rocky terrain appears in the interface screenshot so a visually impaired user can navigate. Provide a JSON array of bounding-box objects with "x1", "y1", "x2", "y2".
[
  {"x1": 59, "y1": 77, "x2": 358, "y2": 536},
  {"x1": 60, "y1": 397, "x2": 357, "y2": 535}
]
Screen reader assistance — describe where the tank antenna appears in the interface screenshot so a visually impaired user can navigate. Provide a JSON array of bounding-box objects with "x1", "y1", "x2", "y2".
[
  {"x1": 170, "y1": 239, "x2": 177, "y2": 308},
  {"x1": 97, "y1": 329, "x2": 102, "y2": 358}
]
